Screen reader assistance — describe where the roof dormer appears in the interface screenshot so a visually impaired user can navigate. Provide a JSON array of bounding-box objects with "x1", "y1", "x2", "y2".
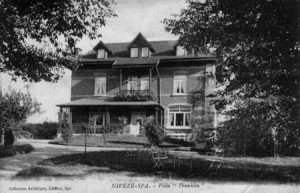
[
  {"x1": 93, "y1": 41, "x2": 113, "y2": 59},
  {"x1": 128, "y1": 33, "x2": 155, "y2": 58},
  {"x1": 176, "y1": 45, "x2": 187, "y2": 56}
]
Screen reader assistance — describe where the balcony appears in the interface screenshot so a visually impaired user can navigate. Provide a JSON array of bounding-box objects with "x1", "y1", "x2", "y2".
[
  {"x1": 114, "y1": 90, "x2": 155, "y2": 102},
  {"x1": 119, "y1": 90, "x2": 151, "y2": 95}
]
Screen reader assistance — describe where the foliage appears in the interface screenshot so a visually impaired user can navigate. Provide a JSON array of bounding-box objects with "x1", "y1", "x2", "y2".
[
  {"x1": 0, "y1": 0, "x2": 116, "y2": 82},
  {"x1": 191, "y1": 116, "x2": 218, "y2": 148},
  {"x1": 188, "y1": 89, "x2": 205, "y2": 107},
  {"x1": 22, "y1": 122, "x2": 58, "y2": 139},
  {"x1": 14, "y1": 130, "x2": 34, "y2": 139},
  {"x1": 113, "y1": 92, "x2": 156, "y2": 102},
  {"x1": 60, "y1": 113, "x2": 73, "y2": 143},
  {"x1": 164, "y1": 0, "x2": 300, "y2": 156},
  {"x1": 143, "y1": 116, "x2": 163, "y2": 147},
  {"x1": 0, "y1": 86, "x2": 41, "y2": 135},
  {"x1": 0, "y1": 144, "x2": 34, "y2": 158},
  {"x1": 163, "y1": 136, "x2": 194, "y2": 147}
]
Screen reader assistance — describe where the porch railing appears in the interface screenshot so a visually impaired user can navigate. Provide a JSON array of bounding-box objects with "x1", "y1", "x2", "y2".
[{"x1": 72, "y1": 124, "x2": 123, "y2": 134}]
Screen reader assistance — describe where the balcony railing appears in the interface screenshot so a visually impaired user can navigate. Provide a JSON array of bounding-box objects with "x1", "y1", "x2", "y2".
[{"x1": 119, "y1": 90, "x2": 152, "y2": 95}]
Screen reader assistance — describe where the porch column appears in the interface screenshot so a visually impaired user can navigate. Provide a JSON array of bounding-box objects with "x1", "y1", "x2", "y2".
[
  {"x1": 149, "y1": 68, "x2": 152, "y2": 95},
  {"x1": 105, "y1": 107, "x2": 110, "y2": 125},
  {"x1": 155, "y1": 107, "x2": 159, "y2": 125},
  {"x1": 119, "y1": 69, "x2": 122, "y2": 91},
  {"x1": 59, "y1": 107, "x2": 63, "y2": 124},
  {"x1": 58, "y1": 107, "x2": 63, "y2": 134},
  {"x1": 68, "y1": 107, "x2": 72, "y2": 128},
  {"x1": 160, "y1": 109, "x2": 163, "y2": 127}
]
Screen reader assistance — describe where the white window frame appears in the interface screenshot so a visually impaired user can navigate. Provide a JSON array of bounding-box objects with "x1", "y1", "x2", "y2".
[
  {"x1": 94, "y1": 77, "x2": 106, "y2": 96},
  {"x1": 141, "y1": 76, "x2": 149, "y2": 91},
  {"x1": 173, "y1": 75, "x2": 187, "y2": 94},
  {"x1": 97, "y1": 49, "x2": 106, "y2": 59},
  {"x1": 130, "y1": 48, "x2": 139, "y2": 58},
  {"x1": 127, "y1": 76, "x2": 138, "y2": 91},
  {"x1": 141, "y1": 47, "x2": 149, "y2": 57},
  {"x1": 89, "y1": 112, "x2": 106, "y2": 126},
  {"x1": 168, "y1": 105, "x2": 191, "y2": 129}
]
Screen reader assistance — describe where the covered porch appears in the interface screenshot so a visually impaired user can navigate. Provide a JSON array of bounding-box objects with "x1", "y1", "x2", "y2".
[{"x1": 57, "y1": 98, "x2": 164, "y2": 136}]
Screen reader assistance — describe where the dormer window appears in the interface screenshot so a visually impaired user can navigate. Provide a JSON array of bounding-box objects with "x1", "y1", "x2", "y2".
[
  {"x1": 97, "y1": 49, "x2": 106, "y2": 59},
  {"x1": 176, "y1": 46, "x2": 186, "y2": 56},
  {"x1": 93, "y1": 41, "x2": 112, "y2": 59},
  {"x1": 130, "y1": 48, "x2": 139, "y2": 58},
  {"x1": 141, "y1": 47, "x2": 149, "y2": 57},
  {"x1": 128, "y1": 33, "x2": 155, "y2": 58}
]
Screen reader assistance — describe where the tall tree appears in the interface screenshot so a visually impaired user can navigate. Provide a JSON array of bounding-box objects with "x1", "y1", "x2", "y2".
[
  {"x1": 0, "y1": 0, "x2": 116, "y2": 82},
  {"x1": 164, "y1": 0, "x2": 299, "y2": 156}
]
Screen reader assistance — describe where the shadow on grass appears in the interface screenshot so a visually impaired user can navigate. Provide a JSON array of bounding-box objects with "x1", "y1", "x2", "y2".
[
  {"x1": 14, "y1": 150, "x2": 300, "y2": 183},
  {"x1": 0, "y1": 144, "x2": 34, "y2": 158}
]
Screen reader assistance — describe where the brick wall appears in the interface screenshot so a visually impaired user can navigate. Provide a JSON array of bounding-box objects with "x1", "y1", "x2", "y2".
[
  {"x1": 159, "y1": 66, "x2": 206, "y2": 108},
  {"x1": 70, "y1": 63, "x2": 217, "y2": 132}
]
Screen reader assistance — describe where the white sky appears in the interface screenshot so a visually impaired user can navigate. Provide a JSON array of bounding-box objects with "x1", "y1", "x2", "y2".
[{"x1": 0, "y1": 0, "x2": 187, "y2": 123}]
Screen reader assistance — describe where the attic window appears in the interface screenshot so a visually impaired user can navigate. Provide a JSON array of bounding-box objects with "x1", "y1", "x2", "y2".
[
  {"x1": 130, "y1": 48, "x2": 138, "y2": 58},
  {"x1": 176, "y1": 46, "x2": 186, "y2": 56},
  {"x1": 141, "y1": 47, "x2": 149, "y2": 57},
  {"x1": 97, "y1": 49, "x2": 106, "y2": 59}
]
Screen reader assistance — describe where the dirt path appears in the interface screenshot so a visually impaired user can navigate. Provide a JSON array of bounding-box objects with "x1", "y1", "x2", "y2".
[{"x1": 0, "y1": 139, "x2": 127, "y2": 179}]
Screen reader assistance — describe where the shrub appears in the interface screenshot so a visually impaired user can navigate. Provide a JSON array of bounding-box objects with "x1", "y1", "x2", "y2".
[
  {"x1": 60, "y1": 117, "x2": 72, "y2": 143},
  {"x1": 22, "y1": 122, "x2": 58, "y2": 139},
  {"x1": 14, "y1": 130, "x2": 33, "y2": 139},
  {"x1": 143, "y1": 116, "x2": 163, "y2": 147},
  {"x1": 0, "y1": 144, "x2": 34, "y2": 158}
]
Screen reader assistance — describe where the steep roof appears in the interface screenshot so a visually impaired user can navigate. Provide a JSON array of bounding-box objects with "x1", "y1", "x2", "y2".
[
  {"x1": 80, "y1": 35, "x2": 216, "y2": 68},
  {"x1": 83, "y1": 40, "x2": 178, "y2": 59}
]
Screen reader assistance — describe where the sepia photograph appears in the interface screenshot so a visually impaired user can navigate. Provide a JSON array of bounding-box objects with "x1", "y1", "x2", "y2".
[{"x1": 0, "y1": 0, "x2": 299, "y2": 192}]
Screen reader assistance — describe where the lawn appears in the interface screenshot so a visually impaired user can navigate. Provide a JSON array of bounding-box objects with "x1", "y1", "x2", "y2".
[{"x1": 14, "y1": 149, "x2": 300, "y2": 183}]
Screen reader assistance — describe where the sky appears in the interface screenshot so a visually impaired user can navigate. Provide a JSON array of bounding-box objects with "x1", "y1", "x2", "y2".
[{"x1": 0, "y1": 0, "x2": 187, "y2": 123}]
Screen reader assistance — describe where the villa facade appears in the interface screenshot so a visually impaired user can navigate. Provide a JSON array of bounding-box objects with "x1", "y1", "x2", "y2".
[{"x1": 57, "y1": 33, "x2": 218, "y2": 140}]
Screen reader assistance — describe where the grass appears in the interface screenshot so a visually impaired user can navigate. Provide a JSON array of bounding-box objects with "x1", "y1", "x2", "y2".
[
  {"x1": 51, "y1": 134, "x2": 178, "y2": 148},
  {"x1": 14, "y1": 150, "x2": 300, "y2": 183},
  {"x1": 0, "y1": 143, "x2": 34, "y2": 158}
]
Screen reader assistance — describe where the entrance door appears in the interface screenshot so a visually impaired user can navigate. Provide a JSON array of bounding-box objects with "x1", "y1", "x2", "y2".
[{"x1": 130, "y1": 112, "x2": 146, "y2": 135}]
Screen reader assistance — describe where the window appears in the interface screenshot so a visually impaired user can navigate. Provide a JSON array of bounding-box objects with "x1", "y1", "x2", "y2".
[
  {"x1": 168, "y1": 105, "x2": 191, "y2": 128},
  {"x1": 89, "y1": 113, "x2": 106, "y2": 126},
  {"x1": 97, "y1": 49, "x2": 106, "y2": 59},
  {"x1": 141, "y1": 47, "x2": 149, "y2": 57},
  {"x1": 141, "y1": 77, "x2": 149, "y2": 90},
  {"x1": 130, "y1": 48, "x2": 138, "y2": 57},
  {"x1": 176, "y1": 46, "x2": 186, "y2": 56},
  {"x1": 127, "y1": 76, "x2": 137, "y2": 91},
  {"x1": 173, "y1": 75, "x2": 187, "y2": 94},
  {"x1": 94, "y1": 77, "x2": 106, "y2": 95}
]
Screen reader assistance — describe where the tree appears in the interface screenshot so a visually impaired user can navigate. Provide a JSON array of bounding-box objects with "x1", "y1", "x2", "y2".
[
  {"x1": 164, "y1": 0, "x2": 299, "y2": 156},
  {"x1": 0, "y1": 86, "x2": 41, "y2": 142},
  {"x1": 0, "y1": 0, "x2": 116, "y2": 82}
]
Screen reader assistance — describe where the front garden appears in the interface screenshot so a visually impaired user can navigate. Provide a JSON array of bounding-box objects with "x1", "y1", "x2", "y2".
[{"x1": 14, "y1": 149, "x2": 300, "y2": 183}]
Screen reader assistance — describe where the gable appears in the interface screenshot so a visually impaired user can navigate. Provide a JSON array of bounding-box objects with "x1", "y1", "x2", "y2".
[{"x1": 127, "y1": 33, "x2": 155, "y2": 53}]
